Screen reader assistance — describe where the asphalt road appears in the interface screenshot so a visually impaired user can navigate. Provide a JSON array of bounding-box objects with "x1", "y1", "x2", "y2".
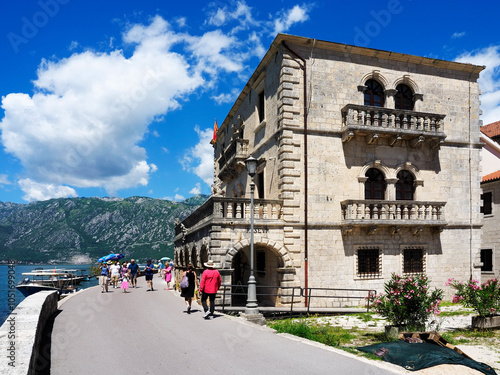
[{"x1": 44, "y1": 276, "x2": 403, "y2": 375}]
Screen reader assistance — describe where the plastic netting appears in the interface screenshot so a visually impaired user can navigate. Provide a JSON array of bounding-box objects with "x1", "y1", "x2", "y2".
[{"x1": 357, "y1": 341, "x2": 497, "y2": 375}]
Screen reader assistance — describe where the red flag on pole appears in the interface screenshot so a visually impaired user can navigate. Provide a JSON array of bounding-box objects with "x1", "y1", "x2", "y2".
[{"x1": 210, "y1": 119, "x2": 218, "y2": 145}]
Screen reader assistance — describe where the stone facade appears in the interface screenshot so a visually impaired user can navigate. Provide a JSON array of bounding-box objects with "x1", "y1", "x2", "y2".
[
  {"x1": 175, "y1": 34, "x2": 484, "y2": 307},
  {"x1": 479, "y1": 123, "x2": 500, "y2": 283}
]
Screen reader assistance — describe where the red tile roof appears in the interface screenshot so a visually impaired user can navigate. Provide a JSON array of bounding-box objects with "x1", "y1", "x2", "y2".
[
  {"x1": 482, "y1": 170, "x2": 500, "y2": 183},
  {"x1": 481, "y1": 121, "x2": 500, "y2": 138}
]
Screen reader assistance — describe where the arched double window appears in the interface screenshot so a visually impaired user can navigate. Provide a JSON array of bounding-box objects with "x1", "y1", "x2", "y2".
[
  {"x1": 364, "y1": 79, "x2": 385, "y2": 107},
  {"x1": 365, "y1": 168, "x2": 386, "y2": 200},
  {"x1": 395, "y1": 84, "x2": 414, "y2": 110},
  {"x1": 396, "y1": 170, "x2": 415, "y2": 200}
]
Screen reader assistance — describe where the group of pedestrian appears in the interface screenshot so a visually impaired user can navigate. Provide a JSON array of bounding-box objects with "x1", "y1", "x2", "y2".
[
  {"x1": 98, "y1": 258, "x2": 140, "y2": 293},
  {"x1": 180, "y1": 260, "x2": 221, "y2": 320},
  {"x1": 99, "y1": 257, "x2": 221, "y2": 320}
]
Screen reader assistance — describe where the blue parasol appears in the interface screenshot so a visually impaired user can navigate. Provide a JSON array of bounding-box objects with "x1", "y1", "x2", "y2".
[{"x1": 98, "y1": 253, "x2": 124, "y2": 263}]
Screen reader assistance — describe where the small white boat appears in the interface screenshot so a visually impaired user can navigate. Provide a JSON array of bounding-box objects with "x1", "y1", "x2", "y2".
[{"x1": 16, "y1": 271, "x2": 79, "y2": 297}]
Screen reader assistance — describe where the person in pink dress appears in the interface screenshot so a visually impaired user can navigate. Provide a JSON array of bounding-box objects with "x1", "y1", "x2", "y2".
[
  {"x1": 164, "y1": 264, "x2": 172, "y2": 290},
  {"x1": 121, "y1": 262, "x2": 130, "y2": 293}
]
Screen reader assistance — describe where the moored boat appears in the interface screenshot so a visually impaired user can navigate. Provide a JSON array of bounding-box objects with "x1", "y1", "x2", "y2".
[{"x1": 16, "y1": 271, "x2": 79, "y2": 297}]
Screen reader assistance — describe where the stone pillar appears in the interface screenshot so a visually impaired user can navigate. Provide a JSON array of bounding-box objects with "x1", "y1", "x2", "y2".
[
  {"x1": 414, "y1": 93, "x2": 423, "y2": 112},
  {"x1": 385, "y1": 178, "x2": 398, "y2": 200},
  {"x1": 385, "y1": 89, "x2": 397, "y2": 109}
]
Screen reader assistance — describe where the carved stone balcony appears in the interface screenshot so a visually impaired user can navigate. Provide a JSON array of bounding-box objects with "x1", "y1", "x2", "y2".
[
  {"x1": 176, "y1": 196, "x2": 283, "y2": 236},
  {"x1": 340, "y1": 199, "x2": 447, "y2": 234},
  {"x1": 341, "y1": 104, "x2": 446, "y2": 147},
  {"x1": 218, "y1": 138, "x2": 249, "y2": 182}
]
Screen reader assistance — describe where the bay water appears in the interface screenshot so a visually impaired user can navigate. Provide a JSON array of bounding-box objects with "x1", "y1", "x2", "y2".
[{"x1": 0, "y1": 264, "x2": 98, "y2": 326}]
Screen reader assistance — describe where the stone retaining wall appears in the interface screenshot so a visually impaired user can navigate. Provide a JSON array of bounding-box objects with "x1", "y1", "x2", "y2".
[{"x1": 0, "y1": 291, "x2": 58, "y2": 375}]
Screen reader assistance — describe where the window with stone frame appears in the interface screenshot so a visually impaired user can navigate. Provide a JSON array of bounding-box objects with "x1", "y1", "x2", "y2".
[
  {"x1": 395, "y1": 84, "x2": 414, "y2": 110},
  {"x1": 357, "y1": 248, "x2": 381, "y2": 277},
  {"x1": 364, "y1": 79, "x2": 385, "y2": 107},
  {"x1": 480, "y1": 191, "x2": 492, "y2": 215},
  {"x1": 396, "y1": 170, "x2": 415, "y2": 200},
  {"x1": 403, "y1": 247, "x2": 425, "y2": 274},
  {"x1": 481, "y1": 249, "x2": 493, "y2": 272},
  {"x1": 365, "y1": 168, "x2": 386, "y2": 200}
]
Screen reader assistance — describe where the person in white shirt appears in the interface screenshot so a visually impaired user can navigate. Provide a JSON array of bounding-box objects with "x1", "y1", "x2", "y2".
[{"x1": 109, "y1": 260, "x2": 121, "y2": 289}]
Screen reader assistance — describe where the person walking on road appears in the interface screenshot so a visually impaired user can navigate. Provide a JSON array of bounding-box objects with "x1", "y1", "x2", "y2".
[
  {"x1": 110, "y1": 260, "x2": 121, "y2": 289},
  {"x1": 199, "y1": 260, "x2": 221, "y2": 320},
  {"x1": 99, "y1": 262, "x2": 110, "y2": 293},
  {"x1": 180, "y1": 264, "x2": 198, "y2": 314},
  {"x1": 121, "y1": 261, "x2": 130, "y2": 293},
  {"x1": 164, "y1": 263, "x2": 172, "y2": 290},
  {"x1": 128, "y1": 259, "x2": 139, "y2": 288},
  {"x1": 144, "y1": 259, "x2": 155, "y2": 291}
]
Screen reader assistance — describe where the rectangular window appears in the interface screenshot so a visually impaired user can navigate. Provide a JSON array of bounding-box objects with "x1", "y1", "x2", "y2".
[
  {"x1": 481, "y1": 192, "x2": 492, "y2": 215},
  {"x1": 403, "y1": 248, "x2": 425, "y2": 273},
  {"x1": 481, "y1": 249, "x2": 493, "y2": 272},
  {"x1": 258, "y1": 90, "x2": 265, "y2": 123},
  {"x1": 357, "y1": 248, "x2": 380, "y2": 277}
]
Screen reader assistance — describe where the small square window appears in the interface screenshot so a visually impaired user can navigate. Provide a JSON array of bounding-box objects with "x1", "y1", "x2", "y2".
[
  {"x1": 403, "y1": 248, "x2": 425, "y2": 274},
  {"x1": 481, "y1": 249, "x2": 493, "y2": 272},
  {"x1": 357, "y1": 248, "x2": 380, "y2": 277}
]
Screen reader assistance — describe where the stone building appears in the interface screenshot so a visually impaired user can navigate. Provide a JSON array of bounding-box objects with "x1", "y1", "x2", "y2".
[
  {"x1": 174, "y1": 34, "x2": 484, "y2": 307},
  {"x1": 480, "y1": 121, "x2": 500, "y2": 282}
]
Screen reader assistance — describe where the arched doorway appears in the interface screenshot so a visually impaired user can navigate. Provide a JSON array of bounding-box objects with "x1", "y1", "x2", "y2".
[{"x1": 231, "y1": 244, "x2": 283, "y2": 306}]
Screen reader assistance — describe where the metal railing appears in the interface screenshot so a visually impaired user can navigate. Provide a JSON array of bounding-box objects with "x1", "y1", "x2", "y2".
[
  {"x1": 303, "y1": 287, "x2": 377, "y2": 314},
  {"x1": 216, "y1": 284, "x2": 376, "y2": 315}
]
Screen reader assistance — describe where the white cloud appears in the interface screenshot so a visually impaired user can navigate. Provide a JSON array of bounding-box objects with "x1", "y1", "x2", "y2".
[
  {"x1": 212, "y1": 89, "x2": 239, "y2": 104},
  {"x1": 207, "y1": 1, "x2": 257, "y2": 29},
  {"x1": 189, "y1": 183, "x2": 201, "y2": 195},
  {"x1": 0, "y1": 16, "x2": 249, "y2": 202},
  {"x1": 19, "y1": 178, "x2": 77, "y2": 202},
  {"x1": 451, "y1": 32, "x2": 466, "y2": 39},
  {"x1": 174, "y1": 193, "x2": 185, "y2": 201},
  {"x1": 272, "y1": 5, "x2": 310, "y2": 35},
  {"x1": 181, "y1": 126, "x2": 214, "y2": 186},
  {"x1": 0, "y1": 174, "x2": 12, "y2": 185},
  {"x1": 455, "y1": 46, "x2": 500, "y2": 125}
]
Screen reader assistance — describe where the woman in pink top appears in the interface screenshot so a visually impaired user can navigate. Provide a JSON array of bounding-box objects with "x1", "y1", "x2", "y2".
[
  {"x1": 164, "y1": 264, "x2": 172, "y2": 290},
  {"x1": 199, "y1": 260, "x2": 222, "y2": 319}
]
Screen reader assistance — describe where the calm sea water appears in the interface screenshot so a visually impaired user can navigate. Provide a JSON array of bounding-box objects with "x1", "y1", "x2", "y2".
[{"x1": 0, "y1": 264, "x2": 98, "y2": 326}]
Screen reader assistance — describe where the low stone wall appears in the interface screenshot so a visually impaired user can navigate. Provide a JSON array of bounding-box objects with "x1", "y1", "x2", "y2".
[{"x1": 0, "y1": 291, "x2": 58, "y2": 375}]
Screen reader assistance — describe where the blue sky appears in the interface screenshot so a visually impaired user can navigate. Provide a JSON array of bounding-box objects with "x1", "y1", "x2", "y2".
[{"x1": 0, "y1": 0, "x2": 499, "y2": 203}]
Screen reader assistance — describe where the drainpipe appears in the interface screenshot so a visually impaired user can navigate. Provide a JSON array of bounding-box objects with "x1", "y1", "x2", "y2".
[{"x1": 282, "y1": 41, "x2": 309, "y2": 306}]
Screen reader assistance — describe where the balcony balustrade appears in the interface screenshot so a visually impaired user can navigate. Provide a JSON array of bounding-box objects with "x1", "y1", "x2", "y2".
[
  {"x1": 340, "y1": 199, "x2": 446, "y2": 232},
  {"x1": 218, "y1": 138, "x2": 249, "y2": 182},
  {"x1": 341, "y1": 104, "x2": 446, "y2": 146},
  {"x1": 176, "y1": 196, "x2": 283, "y2": 236}
]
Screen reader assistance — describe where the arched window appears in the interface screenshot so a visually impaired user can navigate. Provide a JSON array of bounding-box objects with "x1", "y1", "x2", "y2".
[
  {"x1": 395, "y1": 84, "x2": 413, "y2": 110},
  {"x1": 396, "y1": 170, "x2": 415, "y2": 200},
  {"x1": 364, "y1": 79, "x2": 385, "y2": 107},
  {"x1": 365, "y1": 168, "x2": 386, "y2": 200}
]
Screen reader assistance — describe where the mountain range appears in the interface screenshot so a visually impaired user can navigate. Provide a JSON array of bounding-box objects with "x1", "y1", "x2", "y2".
[{"x1": 0, "y1": 195, "x2": 208, "y2": 264}]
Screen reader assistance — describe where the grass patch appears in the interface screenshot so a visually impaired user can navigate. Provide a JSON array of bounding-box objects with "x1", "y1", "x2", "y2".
[
  {"x1": 268, "y1": 319, "x2": 356, "y2": 347},
  {"x1": 353, "y1": 313, "x2": 375, "y2": 323},
  {"x1": 439, "y1": 310, "x2": 473, "y2": 317}
]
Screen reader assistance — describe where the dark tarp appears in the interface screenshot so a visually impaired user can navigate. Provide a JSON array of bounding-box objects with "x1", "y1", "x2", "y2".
[{"x1": 358, "y1": 341, "x2": 497, "y2": 375}]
